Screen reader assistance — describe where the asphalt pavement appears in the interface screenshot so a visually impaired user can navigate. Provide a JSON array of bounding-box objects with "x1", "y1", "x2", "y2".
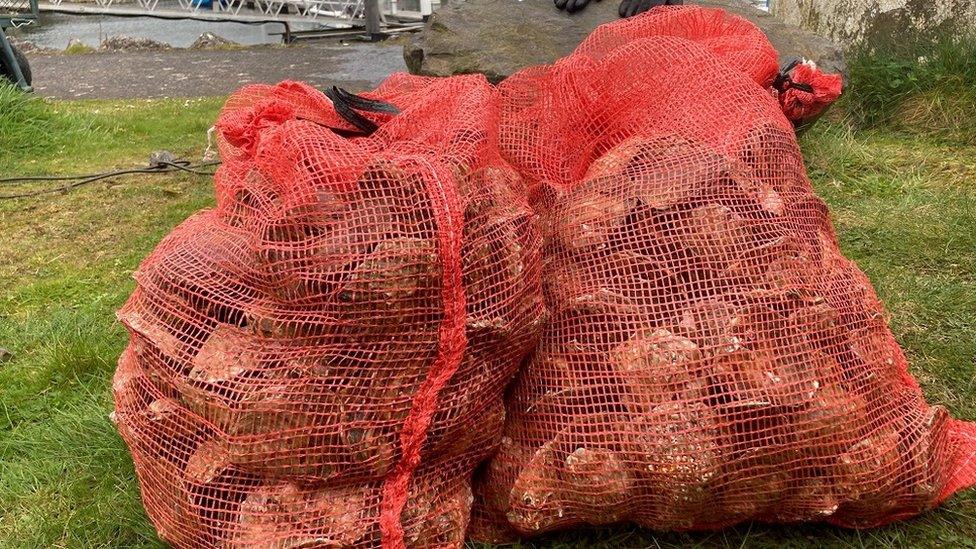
[{"x1": 27, "y1": 40, "x2": 407, "y2": 99}]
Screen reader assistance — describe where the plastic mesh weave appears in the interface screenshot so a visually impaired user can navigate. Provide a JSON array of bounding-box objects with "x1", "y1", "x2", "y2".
[
  {"x1": 469, "y1": 7, "x2": 976, "y2": 542},
  {"x1": 112, "y1": 7, "x2": 975, "y2": 547},
  {"x1": 113, "y1": 75, "x2": 545, "y2": 548}
]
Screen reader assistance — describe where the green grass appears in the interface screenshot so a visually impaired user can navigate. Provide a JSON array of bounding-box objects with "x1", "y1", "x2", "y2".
[
  {"x1": 0, "y1": 85, "x2": 223, "y2": 176},
  {"x1": 63, "y1": 42, "x2": 96, "y2": 55},
  {"x1": 0, "y1": 84, "x2": 219, "y2": 548},
  {"x1": 842, "y1": 33, "x2": 976, "y2": 142},
  {"x1": 1, "y1": 71, "x2": 975, "y2": 549}
]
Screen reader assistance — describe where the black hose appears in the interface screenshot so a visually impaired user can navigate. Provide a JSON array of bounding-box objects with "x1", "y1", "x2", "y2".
[{"x1": 0, "y1": 160, "x2": 220, "y2": 199}]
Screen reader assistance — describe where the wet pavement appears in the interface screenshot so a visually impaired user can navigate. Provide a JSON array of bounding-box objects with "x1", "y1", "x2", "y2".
[{"x1": 28, "y1": 41, "x2": 409, "y2": 99}]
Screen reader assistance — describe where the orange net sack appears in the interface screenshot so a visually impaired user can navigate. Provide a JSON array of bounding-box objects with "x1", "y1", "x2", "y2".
[
  {"x1": 470, "y1": 7, "x2": 976, "y2": 541},
  {"x1": 113, "y1": 76, "x2": 545, "y2": 548}
]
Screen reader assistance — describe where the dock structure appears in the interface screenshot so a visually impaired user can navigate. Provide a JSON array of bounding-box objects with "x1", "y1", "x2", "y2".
[{"x1": 38, "y1": 0, "x2": 430, "y2": 41}]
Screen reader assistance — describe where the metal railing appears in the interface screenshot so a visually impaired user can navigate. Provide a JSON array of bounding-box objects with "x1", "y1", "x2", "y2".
[
  {"x1": 39, "y1": 0, "x2": 433, "y2": 25},
  {"x1": 1, "y1": 0, "x2": 38, "y2": 21}
]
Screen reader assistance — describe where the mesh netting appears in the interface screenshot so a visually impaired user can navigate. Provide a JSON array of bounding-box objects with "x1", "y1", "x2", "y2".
[
  {"x1": 113, "y1": 75, "x2": 545, "y2": 548},
  {"x1": 113, "y1": 6, "x2": 976, "y2": 547},
  {"x1": 468, "y1": 6, "x2": 976, "y2": 542}
]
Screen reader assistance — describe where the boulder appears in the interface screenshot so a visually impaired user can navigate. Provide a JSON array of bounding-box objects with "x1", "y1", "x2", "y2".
[
  {"x1": 773, "y1": 0, "x2": 976, "y2": 49},
  {"x1": 190, "y1": 32, "x2": 239, "y2": 50},
  {"x1": 65, "y1": 38, "x2": 95, "y2": 54},
  {"x1": 99, "y1": 35, "x2": 172, "y2": 52},
  {"x1": 404, "y1": 0, "x2": 846, "y2": 83}
]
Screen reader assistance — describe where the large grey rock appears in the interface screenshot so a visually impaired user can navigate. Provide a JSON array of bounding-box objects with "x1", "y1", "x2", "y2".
[
  {"x1": 99, "y1": 35, "x2": 172, "y2": 52},
  {"x1": 190, "y1": 32, "x2": 239, "y2": 50},
  {"x1": 773, "y1": 0, "x2": 975, "y2": 48},
  {"x1": 404, "y1": 0, "x2": 846, "y2": 84}
]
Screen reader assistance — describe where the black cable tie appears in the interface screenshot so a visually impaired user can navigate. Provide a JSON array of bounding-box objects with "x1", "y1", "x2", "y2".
[
  {"x1": 323, "y1": 86, "x2": 379, "y2": 135},
  {"x1": 773, "y1": 57, "x2": 814, "y2": 94},
  {"x1": 322, "y1": 85, "x2": 401, "y2": 136},
  {"x1": 791, "y1": 82, "x2": 815, "y2": 93},
  {"x1": 333, "y1": 87, "x2": 400, "y2": 115}
]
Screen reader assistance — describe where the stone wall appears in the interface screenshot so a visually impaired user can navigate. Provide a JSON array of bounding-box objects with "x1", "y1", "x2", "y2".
[{"x1": 772, "y1": 0, "x2": 976, "y2": 47}]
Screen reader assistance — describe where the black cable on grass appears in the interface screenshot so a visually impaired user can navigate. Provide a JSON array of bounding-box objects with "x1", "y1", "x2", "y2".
[
  {"x1": 156, "y1": 160, "x2": 221, "y2": 176},
  {"x1": 0, "y1": 160, "x2": 221, "y2": 184},
  {"x1": 0, "y1": 160, "x2": 220, "y2": 200}
]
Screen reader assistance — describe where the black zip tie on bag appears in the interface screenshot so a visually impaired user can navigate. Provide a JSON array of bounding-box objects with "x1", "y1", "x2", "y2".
[
  {"x1": 773, "y1": 58, "x2": 815, "y2": 94},
  {"x1": 324, "y1": 85, "x2": 401, "y2": 136}
]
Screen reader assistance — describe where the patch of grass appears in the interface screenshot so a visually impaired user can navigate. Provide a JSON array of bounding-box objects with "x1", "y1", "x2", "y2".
[
  {"x1": 0, "y1": 84, "x2": 100, "y2": 165},
  {"x1": 0, "y1": 83, "x2": 224, "y2": 176},
  {"x1": 64, "y1": 42, "x2": 96, "y2": 55},
  {"x1": 0, "y1": 93, "x2": 218, "y2": 548},
  {"x1": 842, "y1": 33, "x2": 976, "y2": 142}
]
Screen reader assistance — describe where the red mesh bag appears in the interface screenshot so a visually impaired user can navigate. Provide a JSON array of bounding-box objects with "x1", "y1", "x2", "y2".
[
  {"x1": 496, "y1": 6, "x2": 839, "y2": 199},
  {"x1": 113, "y1": 75, "x2": 545, "y2": 548},
  {"x1": 470, "y1": 7, "x2": 976, "y2": 541}
]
